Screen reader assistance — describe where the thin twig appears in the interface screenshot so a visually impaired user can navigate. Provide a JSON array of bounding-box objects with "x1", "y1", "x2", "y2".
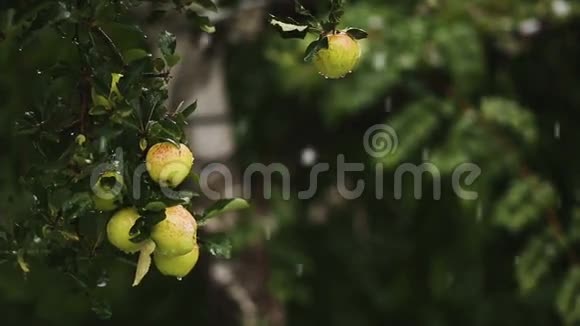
[
  {"x1": 143, "y1": 71, "x2": 170, "y2": 78},
  {"x1": 74, "y1": 20, "x2": 90, "y2": 134},
  {"x1": 93, "y1": 26, "x2": 126, "y2": 67}
]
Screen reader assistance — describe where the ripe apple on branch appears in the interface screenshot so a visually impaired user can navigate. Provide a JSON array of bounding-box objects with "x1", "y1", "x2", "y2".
[{"x1": 269, "y1": 0, "x2": 368, "y2": 79}]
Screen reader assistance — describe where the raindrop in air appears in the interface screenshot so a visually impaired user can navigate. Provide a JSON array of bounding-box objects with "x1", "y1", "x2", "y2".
[
  {"x1": 422, "y1": 148, "x2": 430, "y2": 161},
  {"x1": 264, "y1": 224, "x2": 272, "y2": 241},
  {"x1": 385, "y1": 97, "x2": 392, "y2": 112},
  {"x1": 96, "y1": 279, "x2": 108, "y2": 288},
  {"x1": 373, "y1": 51, "x2": 387, "y2": 71},
  {"x1": 300, "y1": 147, "x2": 318, "y2": 167},
  {"x1": 296, "y1": 263, "x2": 304, "y2": 277},
  {"x1": 554, "y1": 121, "x2": 561, "y2": 139},
  {"x1": 368, "y1": 15, "x2": 384, "y2": 30},
  {"x1": 199, "y1": 34, "x2": 212, "y2": 48},
  {"x1": 33, "y1": 236, "x2": 41, "y2": 243},
  {"x1": 36, "y1": 70, "x2": 42, "y2": 75},
  {"x1": 519, "y1": 18, "x2": 541, "y2": 36},
  {"x1": 552, "y1": 0, "x2": 571, "y2": 17},
  {"x1": 476, "y1": 201, "x2": 483, "y2": 222},
  {"x1": 18, "y1": 48, "x2": 23, "y2": 52},
  {"x1": 176, "y1": 277, "x2": 183, "y2": 281}
]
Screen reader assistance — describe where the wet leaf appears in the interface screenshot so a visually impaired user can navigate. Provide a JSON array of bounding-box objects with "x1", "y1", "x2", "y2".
[
  {"x1": 133, "y1": 240, "x2": 156, "y2": 287},
  {"x1": 199, "y1": 198, "x2": 249, "y2": 223},
  {"x1": 203, "y1": 237, "x2": 232, "y2": 259},
  {"x1": 268, "y1": 15, "x2": 309, "y2": 39},
  {"x1": 346, "y1": 28, "x2": 368, "y2": 40}
]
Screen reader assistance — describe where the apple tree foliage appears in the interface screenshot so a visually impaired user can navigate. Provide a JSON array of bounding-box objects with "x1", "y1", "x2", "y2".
[
  {"x1": 0, "y1": 0, "x2": 248, "y2": 318},
  {"x1": 229, "y1": 0, "x2": 580, "y2": 325}
]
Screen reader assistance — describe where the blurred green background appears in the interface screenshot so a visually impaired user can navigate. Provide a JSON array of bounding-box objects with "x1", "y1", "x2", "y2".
[{"x1": 2, "y1": 0, "x2": 580, "y2": 325}]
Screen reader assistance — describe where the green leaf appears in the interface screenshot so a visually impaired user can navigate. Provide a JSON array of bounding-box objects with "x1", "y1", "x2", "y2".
[
  {"x1": 147, "y1": 119, "x2": 183, "y2": 142},
  {"x1": 515, "y1": 234, "x2": 560, "y2": 294},
  {"x1": 294, "y1": 0, "x2": 316, "y2": 22},
  {"x1": 199, "y1": 198, "x2": 249, "y2": 223},
  {"x1": 129, "y1": 217, "x2": 146, "y2": 237},
  {"x1": 91, "y1": 88, "x2": 112, "y2": 111},
  {"x1": 304, "y1": 37, "x2": 328, "y2": 63},
  {"x1": 89, "y1": 105, "x2": 109, "y2": 116},
  {"x1": 133, "y1": 240, "x2": 155, "y2": 287},
  {"x1": 90, "y1": 297, "x2": 112, "y2": 320},
  {"x1": 144, "y1": 201, "x2": 166, "y2": 212},
  {"x1": 165, "y1": 54, "x2": 181, "y2": 67},
  {"x1": 62, "y1": 192, "x2": 93, "y2": 220},
  {"x1": 186, "y1": 10, "x2": 215, "y2": 34},
  {"x1": 328, "y1": 0, "x2": 344, "y2": 26},
  {"x1": 123, "y1": 48, "x2": 150, "y2": 64},
  {"x1": 175, "y1": 100, "x2": 197, "y2": 118},
  {"x1": 193, "y1": 0, "x2": 218, "y2": 12},
  {"x1": 159, "y1": 137, "x2": 181, "y2": 149},
  {"x1": 557, "y1": 267, "x2": 580, "y2": 324},
  {"x1": 346, "y1": 28, "x2": 368, "y2": 40},
  {"x1": 142, "y1": 210, "x2": 166, "y2": 226},
  {"x1": 167, "y1": 190, "x2": 198, "y2": 206},
  {"x1": 109, "y1": 73, "x2": 123, "y2": 101},
  {"x1": 269, "y1": 14, "x2": 309, "y2": 39},
  {"x1": 203, "y1": 237, "x2": 232, "y2": 259},
  {"x1": 158, "y1": 31, "x2": 177, "y2": 59},
  {"x1": 493, "y1": 176, "x2": 557, "y2": 232}
]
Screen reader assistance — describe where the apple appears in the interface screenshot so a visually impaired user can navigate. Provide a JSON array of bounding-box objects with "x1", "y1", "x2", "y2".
[
  {"x1": 314, "y1": 32, "x2": 361, "y2": 79},
  {"x1": 153, "y1": 245, "x2": 199, "y2": 278},
  {"x1": 146, "y1": 142, "x2": 193, "y2": 188},
  {"x1": 106, "y1": 207, "x2": 146, "y2": 253},
  {"x1": 151, "y1": 205, "x2": 197, "y2": 257},
  {"x1": 92, "y1": 171, "x2": 124, "y2": 211},
  {"x1": 93, "y1": 196, "x2": 120, "y2": 212}
]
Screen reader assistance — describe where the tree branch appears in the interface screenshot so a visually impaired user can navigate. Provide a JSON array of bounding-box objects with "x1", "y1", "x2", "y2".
[{"x1": 93, "y1": 26, "x2": 126, "y2": 67}]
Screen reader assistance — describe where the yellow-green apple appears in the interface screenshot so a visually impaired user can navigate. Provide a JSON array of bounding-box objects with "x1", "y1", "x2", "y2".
[
  {"x1": 106, "y1": 207, "x2": 146, "y2": 253},
  {"x1": 146, "y1": 142, "x2": 193, "y2": 187},
  {"x1": 314, "y1": 32, "x2": 361, "y2": 79},
  {"x1": 153, "y1": 245, "x2": 199, "y2": 278},
  {"x1": 151, "y1": 205, "x2": 197, "y2": 256}
]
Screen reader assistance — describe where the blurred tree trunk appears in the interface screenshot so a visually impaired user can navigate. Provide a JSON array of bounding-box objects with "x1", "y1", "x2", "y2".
[{"x1": 140, "y1": 3, "x2": 284, "y2": 325}]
